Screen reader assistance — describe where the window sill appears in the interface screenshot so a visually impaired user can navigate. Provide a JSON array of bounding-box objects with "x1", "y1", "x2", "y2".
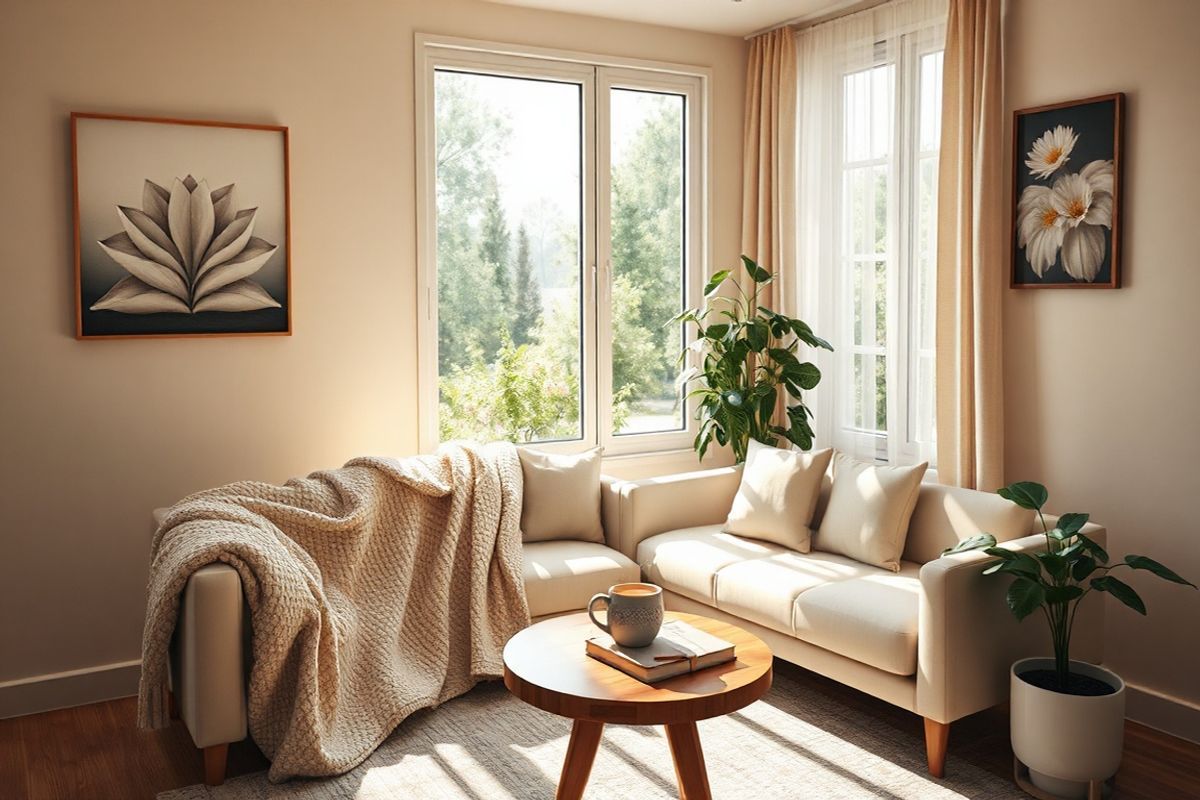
[{"x1": 600, "y1": 446, "x2": 731, "y2": 481}]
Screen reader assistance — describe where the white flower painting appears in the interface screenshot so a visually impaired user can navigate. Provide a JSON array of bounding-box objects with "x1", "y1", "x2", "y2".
[
  {"x1": 1012, "y1": 95, "x2": 1122, "y2": 288},
  {"x1": 91, "y1": 175, "x2": 280, "y2": 314}
]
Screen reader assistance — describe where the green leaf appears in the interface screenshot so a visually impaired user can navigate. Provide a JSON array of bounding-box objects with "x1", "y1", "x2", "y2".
[
  {"x1": 1007, "y1": 577, "x2": 1046, "y2": 621},
  {"x1": 722, "y1": 390, "x2": 744, "y2": 408},
  {"x1": 757, "y1": 386, "x2": 777, "y2": 428},
  {"x1": 997, "y1": 481, "x2": 1048, "y2": 511},
  {"x1": 790, "y1": 362, "x2": 821, "y2": 390},
  {"x1": 984, "y1": 548, "x2": 1041, "y2": 578},
  {"x1": 941, "y1": 533, "x2": 998, "y2": 556},
  {"x1": 669, "y1": 308, "x2": 699, "y2": 326},
  {"x1": 1058, "y1": 541, "x2": 1084, "y2": 559},
  {"x1": 740, "y1": 255, "x2": 771, "y2": 283},
  {"x1": 703, "y1": 323, "x2": 730, "y2": 341},
  {"x1": 1091, "y1": 575, "x2": 1147, "y2": 615},
  {"x1": 1057, "y1": 512, "x2": 1089, "y2": 538},
  {"x1": 1045, "y1": 585, "x2": 1085, "y2": 604},
  {"x1": 768, "y1": 347, "x2": 799, "y2": 367},
  {"x1": 746, "y1": 320, "x2": 769, "y2": 351},
  {"x1": 703, "y1": 270, "x2": 732, "y2": 296},
  {"x1": 787, "y1": 318, "x2": 834, "y2": 351},
  {"x1": 1071, "y1": 556, "x2": 1097, "y2": 582},
  {"x1": 1076, "y1": 533, "x2": 1109, "y2": 565},
  {"x1": 1124, "y1": 555, "x2": 1197, "y2": 588},
  {"x1": 1039, "y1": 553, "x2": 1068, "y2": 581}
]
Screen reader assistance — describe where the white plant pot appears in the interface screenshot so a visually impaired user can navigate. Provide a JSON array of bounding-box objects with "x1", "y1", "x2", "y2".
[{"x1": 1011, "y1": 657, "x2": 1125, "y2": 799}]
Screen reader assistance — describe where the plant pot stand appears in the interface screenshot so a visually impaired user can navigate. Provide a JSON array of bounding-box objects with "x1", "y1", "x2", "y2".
[{"x1": 1014, "y1": 756, "x2": 1112, "y2": 800}]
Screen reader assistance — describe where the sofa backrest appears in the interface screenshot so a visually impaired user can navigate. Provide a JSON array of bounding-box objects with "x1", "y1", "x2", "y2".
[{"x1": 901, "y1": 482, "x2": 1034, "y2": 563}]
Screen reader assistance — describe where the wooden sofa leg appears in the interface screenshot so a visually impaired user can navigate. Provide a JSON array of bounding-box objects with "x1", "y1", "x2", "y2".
[
  {"x1": 924, "y1": 718, "x2": 950, "y2": 778},
  {"x1": 203, "y1": 743, "x2": 229, "y2": 786}
]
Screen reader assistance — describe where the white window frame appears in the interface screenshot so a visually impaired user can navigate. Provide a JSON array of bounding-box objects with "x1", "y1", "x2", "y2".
[
  {"x1": 829, "y1": 31, "x2": 942, "y2": 466},
  {"x1": 415, "y1": 34, "x2": 709, "y2": 455}
]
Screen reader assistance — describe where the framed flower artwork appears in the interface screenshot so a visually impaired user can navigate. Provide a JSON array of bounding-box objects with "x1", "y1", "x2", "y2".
[
  {"x1": 72, "y1": 113, "x2": 291, "y2": 338},
  {"x1": 1011, "y1": 93, "x2": 1123, "y2": 289}
]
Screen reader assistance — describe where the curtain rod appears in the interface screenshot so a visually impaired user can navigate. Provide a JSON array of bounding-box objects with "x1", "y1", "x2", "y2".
[{"x1": 743, "y1": 0, "x2": 890, "y2": 39}]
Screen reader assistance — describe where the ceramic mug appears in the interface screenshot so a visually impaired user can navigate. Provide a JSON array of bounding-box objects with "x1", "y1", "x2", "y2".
[{"x1": 587, "y1": 582, "x2": 664, "y2": 647}]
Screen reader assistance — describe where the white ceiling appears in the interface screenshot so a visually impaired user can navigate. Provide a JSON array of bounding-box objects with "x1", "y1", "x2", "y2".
[{"x1": 479, "y1": 0, "x2": 863, "y2": 37}]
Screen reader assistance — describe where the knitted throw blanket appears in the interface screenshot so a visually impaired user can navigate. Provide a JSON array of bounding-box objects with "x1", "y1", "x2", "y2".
[{"x1": 137, "y1": 442, "x2": 529, "y2": 782}]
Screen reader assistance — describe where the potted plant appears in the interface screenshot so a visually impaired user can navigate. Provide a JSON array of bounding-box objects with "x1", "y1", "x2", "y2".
[
  {"x1": 675, "y1": 256, "x2": 833, "y2": 462},
  {"x1": 945, "y1": 482, "x2": 1196, "y2": 798}
]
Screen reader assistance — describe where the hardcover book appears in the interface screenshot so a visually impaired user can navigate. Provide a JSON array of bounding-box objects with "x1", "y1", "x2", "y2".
[{"x1": 585, "y1": 620, "x2": 735, "y2": 684}]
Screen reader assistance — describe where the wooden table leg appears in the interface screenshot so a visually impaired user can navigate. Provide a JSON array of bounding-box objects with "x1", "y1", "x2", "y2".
[
  {"x1": 556, "y1": 719, "x2": 604, "y2": 800},
  {"x1": 666, "y1": 721, "x2": 712, "y2": 800}
]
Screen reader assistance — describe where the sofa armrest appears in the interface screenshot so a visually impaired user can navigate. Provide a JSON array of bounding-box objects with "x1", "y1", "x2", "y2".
[
  {"x1": 172, "y1": 563, "x2": 249, "y2": 748},
  {"x1": 916, "y1": 523, "x2": 1106, "y2": 723},
  {"x1": 615, "y1": 466, "x2": 742, "y2": 560}
]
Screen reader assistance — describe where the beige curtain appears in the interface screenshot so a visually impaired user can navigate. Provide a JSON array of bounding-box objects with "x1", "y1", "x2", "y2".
[
  {"x1": 935, "y1": 0, "x2": 1005, "y2": 489},
  {"x1": 741, "y1": 27, "x2": 798, "y2": 317}
]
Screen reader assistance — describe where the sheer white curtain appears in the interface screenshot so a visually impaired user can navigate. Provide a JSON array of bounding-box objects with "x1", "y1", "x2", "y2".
[{"x1": 795, "y1": 0, "x2": 946, "y2": 466}]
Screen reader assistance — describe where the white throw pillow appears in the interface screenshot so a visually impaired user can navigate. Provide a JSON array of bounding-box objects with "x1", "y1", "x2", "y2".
[
  {"x1": 814, "y1": 451, "x2": 928, "y2": 572},
  {"x1": 723, "y1": 440, "x2": 834, "y2": 552},
  {"x1": 518, "y1": 446, "x2": 605, "y2": 544}
]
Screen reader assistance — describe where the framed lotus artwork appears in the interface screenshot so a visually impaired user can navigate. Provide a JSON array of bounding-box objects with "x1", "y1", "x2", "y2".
[
  {"x1": 1010, "y1": 93, "x2": 1123, "y2": 289},
  {"x1": 72, "y1": 113, "x2": 291, "y2": 338}
]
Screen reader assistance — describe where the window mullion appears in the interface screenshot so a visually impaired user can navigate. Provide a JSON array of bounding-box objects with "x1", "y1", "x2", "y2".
[
  {"x1": 889, "y1": 39, "x2": 912, "y2": 464},
  {"x1": 594, "y1": 68, "x2": 613, "y2": 450}
]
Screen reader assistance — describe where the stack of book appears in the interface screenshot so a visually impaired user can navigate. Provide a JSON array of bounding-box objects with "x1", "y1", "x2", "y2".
[{"x1": 585, "y1": 619, "x2": 736, "y2": 684}]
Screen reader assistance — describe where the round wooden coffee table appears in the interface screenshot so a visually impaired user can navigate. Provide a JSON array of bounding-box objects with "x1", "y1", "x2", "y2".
[{"x1": 502, "y1": 610, "x2": 773, "y2": 800}]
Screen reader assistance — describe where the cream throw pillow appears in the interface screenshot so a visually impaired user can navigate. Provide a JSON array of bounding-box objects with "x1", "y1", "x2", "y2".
[
  {"x1": 518, "y1": 446, "x2": 605, "y2": 544},
  {"x1": 723, "y1": 440, "x2": 833, "y2": 552},
  {"x1": 814, "y1": 452, "x2": 928, "y2": 572}
]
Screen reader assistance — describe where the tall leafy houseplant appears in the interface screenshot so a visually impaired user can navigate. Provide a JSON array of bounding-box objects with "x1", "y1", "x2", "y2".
[
  {"x1": 675, "y1": 256, "x2": 833, "y2": 462},
  {"x1": 945, "y1": 481, "x2": 1196, "y2": 691}
]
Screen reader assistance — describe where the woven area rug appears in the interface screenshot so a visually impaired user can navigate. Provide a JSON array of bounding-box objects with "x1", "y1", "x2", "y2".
[{"x1": 160, "y1": 670, "x2": 1022, "y2": 799}]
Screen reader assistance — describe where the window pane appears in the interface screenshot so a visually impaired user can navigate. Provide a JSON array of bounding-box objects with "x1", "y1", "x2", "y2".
[
  {"x1": 609, "y1": 88, "x2": 686, "y2": 435},
  {"x1": 852, "y1": 353, "x2": 887, "y2": 433},
  {"x1": 919, "y1": 51, "x2": 944, "y2": 153},
  {"x1": 434, "y1": 70, "x2": 583, "y2": 443},
  {"x1": 844, "y1": 166, "x2": 888, "y2": 257},
  {"x1": 843, "y1": 64, "x2": 894, "y2": 163},
  {"x1": 910, "y1": 50, "x2": 943, "y2": 447}
]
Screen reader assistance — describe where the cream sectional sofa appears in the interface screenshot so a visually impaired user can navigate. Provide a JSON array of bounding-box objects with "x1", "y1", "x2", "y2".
[{"x1": 159, "y1": 466, "x2": 1105, "y2": 785}]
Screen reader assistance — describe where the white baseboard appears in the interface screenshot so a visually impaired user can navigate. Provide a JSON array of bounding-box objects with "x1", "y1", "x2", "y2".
[
  {"x1": 0, "y1": 659, "x2": 142, "y2": 719},
  {"x1": 1124, "y1": 680, "x2": 1200, "y2": 745}
]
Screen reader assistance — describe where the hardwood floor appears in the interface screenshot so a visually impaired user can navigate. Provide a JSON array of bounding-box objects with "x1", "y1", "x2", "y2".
[{"x1": 1, "y1": 662, "x2": 1196, "y2": 799}]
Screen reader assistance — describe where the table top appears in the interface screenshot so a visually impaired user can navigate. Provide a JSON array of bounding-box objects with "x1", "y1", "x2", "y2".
[{"x1": 502, "y1": 611, "x2": 773, "y2": 725}]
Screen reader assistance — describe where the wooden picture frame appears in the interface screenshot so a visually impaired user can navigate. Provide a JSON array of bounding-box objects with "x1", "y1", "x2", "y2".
[
  {"x1": 1010, "y1": 93, "x2": 1123, "y2": 289},
  {"x1": 72, "y1": 112, "x2": 292, "y2": 338}
]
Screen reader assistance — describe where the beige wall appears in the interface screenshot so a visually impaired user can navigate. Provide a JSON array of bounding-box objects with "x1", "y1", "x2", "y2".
[
  {"x1": 0, "y1": 0, "x2": 745, "y2": 701},
  {"x1": 1005, "y1": 0, "x2": 1200, "y2": 736}
]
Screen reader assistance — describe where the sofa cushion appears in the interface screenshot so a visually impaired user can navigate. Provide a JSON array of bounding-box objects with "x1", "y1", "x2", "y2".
[
  {"x1": 522, "y1": 540, "x2": 639, "y2": 618},
  {"x1": 724, "y1": 441, "x2": 833, "y2": 552},
  {"x1": 713, "y1": 548, "x2": 883, "y2": 636},
  {"x1": 518, "y1": 447, "x2": 605, "y2": 544},
  {"x1": 903, "y1": 482, "x2": 1036, "y2": 564},
  {"x1": 793, "y1": 565, "x2": 922, "y2": 676},
  {"x1": 814, "y1": 452, "x2": 927, "y2": 572},
  {"x1": 637, "y1": 525, "x2": 780, "y2": 604}
]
